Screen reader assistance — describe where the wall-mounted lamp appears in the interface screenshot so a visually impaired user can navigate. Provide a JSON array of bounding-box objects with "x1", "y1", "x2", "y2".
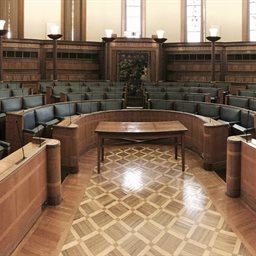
[
  {"x1": 47, "y1": 24, "x2": 62, "y2": 80},
  {"x1": 0, "y1": 20, "x2": 8, "y2": 81}
]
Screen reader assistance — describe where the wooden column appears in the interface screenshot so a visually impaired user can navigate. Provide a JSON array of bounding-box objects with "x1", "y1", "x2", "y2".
[
  {"x1": 203, "y1": 121, "x2": 229, "y2": 170},
  {"x1": 46, "y1": 139, "x2": 62, "y2": 206},
  {"x1": 226, "y1": 136, "x2": 242, "y2": 197},
  {"x1": 52, "y1": 122, "x2": 80, "y2": 174}
]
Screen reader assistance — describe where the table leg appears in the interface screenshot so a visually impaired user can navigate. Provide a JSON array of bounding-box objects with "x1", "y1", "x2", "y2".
[
  {"x1": 174, "y1": 137, "x2": 178, "y2": 160},
  {"x1": 101, "y1": 138, "x2": 104, "y2": 162},
  {"x1": 181, "y1": 135, "x2": 185, "y2": 172},
  {"x1": 97, "y1": 136, "x2": 101, "y2": 173}
]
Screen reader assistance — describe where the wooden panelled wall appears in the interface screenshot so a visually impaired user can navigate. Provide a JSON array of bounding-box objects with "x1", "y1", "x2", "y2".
[
  {"x1": 2, "y1": 38, "x2": 256, "y2": 84},
  {"x1": 165, "y1": 42, "x2": 256, "y2": 83},
  {"x1": 2, "y1": 39, "x2": 103, "y2": 81}
]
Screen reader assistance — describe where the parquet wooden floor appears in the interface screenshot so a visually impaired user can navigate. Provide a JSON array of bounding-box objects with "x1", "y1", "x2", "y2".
[{"x1": 12, "y1": 144, "x2": 256, "y2": 256}]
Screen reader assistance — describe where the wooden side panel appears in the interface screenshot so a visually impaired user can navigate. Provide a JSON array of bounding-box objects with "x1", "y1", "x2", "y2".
[
  {"x1": 0, "y1": 145, "x2": 47, "y2": 256},
  {"x1": 203, "y1": 123, "x2": 229, "y2": 170},
  {"x1": 241, "y1": 142, "x2": 256, "y2": 211}
]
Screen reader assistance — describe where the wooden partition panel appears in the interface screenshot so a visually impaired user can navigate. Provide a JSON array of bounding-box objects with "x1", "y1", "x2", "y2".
[
  {"x1": 203, "y1": 121, "x2": 229, "y2": 170},
  {"x1": 0, "y1": 139, "x2": 61, "y2": 256},
  {"x1": 241, "y1": 141, "x2": 256, "y2": 211},
  {"x1": 226, "y1": 136, "x2": 256, "y2": 211},
  {"x1": 5, "y1": 110, "x2": 24, "y2": 151}
]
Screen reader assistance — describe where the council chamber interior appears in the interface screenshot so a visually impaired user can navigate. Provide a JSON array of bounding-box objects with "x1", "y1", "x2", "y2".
[{"x1": 1, "y1": 1, "x2": 256, "y2": 256}]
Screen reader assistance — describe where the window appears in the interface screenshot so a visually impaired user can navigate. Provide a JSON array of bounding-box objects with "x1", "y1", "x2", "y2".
[
  {"x1": 249, "y1": 0, "x2": 256, "y2": 41},
  {"x1": 186, "y1": 0, "x2": 202, "y2": 42},
  {"x1": 123, "y1": 0, "x2": 144, "y2": 37}
]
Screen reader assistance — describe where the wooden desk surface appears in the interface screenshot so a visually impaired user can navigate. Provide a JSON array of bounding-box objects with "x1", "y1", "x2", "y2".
[
  {"x1": 95, "y1": 121, "x2": 188, "y2": 173},
  {"x1": 95, "y1": 121, "x2": 188, "y2": 134}
]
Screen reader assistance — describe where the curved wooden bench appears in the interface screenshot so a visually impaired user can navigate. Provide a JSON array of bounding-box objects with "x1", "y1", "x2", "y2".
[
  {"x1": 5, "y1": 101, "x2": 232, "y2": 174},
  {"x1": 52, "y1": 109, "x2": 229, "y2": 173}
]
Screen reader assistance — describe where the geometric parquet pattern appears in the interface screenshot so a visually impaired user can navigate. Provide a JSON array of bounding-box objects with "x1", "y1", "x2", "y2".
[{"x1": 60, "y1": 145, "x2": 251, "y2": 256}]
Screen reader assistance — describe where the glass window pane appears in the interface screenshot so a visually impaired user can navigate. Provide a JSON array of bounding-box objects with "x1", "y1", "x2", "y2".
[
  {"x1": 125, "y1": 0, "x2": 141, "y2": 36},
  {"x1": 187, "y1": 6, "x2": 201, "y2": 16},
  {"x1": 127, "y1": 19, "x2": 140, "y2": 32},
  {"x1": 250, "y1": 3, "x2": 256, "y2": 13},
  {"x1": 186, "y1": 0, "x2": 201, "y2": 42},
  {"x1": 250, "y1": 15, "x2": 256, "y2": 28},
  {"x1": 187, "y1": 32, "x2": 201, "y2": 42},
  {"x1": 187, "y1": 18, "x2": 201, "y2": 31},
  {"x1": 187, "y1": 0, "x2": 201, "y2": 5},
  {"x1": 250, "y1": 31, "x2": 256, "y2": 41},
  {"x1": 127, "y1": 7, "x2": 140, "y2": 17},
  {"x1": 250, "y1": 0, "x2": 256, "y2": 41},
  {"x1": 127, "y1": 0, "x2": 140, "y2": 6}
]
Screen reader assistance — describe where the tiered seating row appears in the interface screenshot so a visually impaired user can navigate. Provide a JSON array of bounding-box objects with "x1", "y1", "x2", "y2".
[
  {"x1": 225, "y1": 95, "x2": 256, "y2": 111},
  {"x1": 145, "y1": 80, "x2": 230, "y2": 92},
  {"x1": 59, "y1": 92, "x2": 126, "y2": 102},
  {"x1": 145, "y1": 92, "x2": 211, "y2": 102},
  {"x1": 43, "y1": 82, "x2": 126, "y2": 103},
  {"x1": 148, "y1": 99, "x2": 255, "y2": 136},
  {"x1": 143, "y1": 85, "x2": 225, "y2": 103},
  {"x1": 5, "y1": 99, "x2": 125, "y2": 151},
  {"x1": 0, "y1": 88, "x2": 32, "y2": 98},
  {"x1": 0, "y1": 82, "x2": 22, "y2": 89},
  {"x1": 0, "y1": 94, "x2": 46, "y2": 140}
]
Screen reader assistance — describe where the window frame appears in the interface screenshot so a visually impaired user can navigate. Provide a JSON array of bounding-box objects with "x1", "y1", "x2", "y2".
[
  {"x1": 121, "y1": 0, "x2": 145, "y2": 38},
  {"x1": 244, "y1": 0, "x2": 256, "y2": 41},
  {"x1": 181, "y1": 0, "x2": 204, "y2": 43}
]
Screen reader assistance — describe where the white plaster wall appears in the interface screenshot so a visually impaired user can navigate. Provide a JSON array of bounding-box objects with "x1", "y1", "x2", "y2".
[
  {"x1": 146, "y1": 0, "x2": 181, "y2": 42},
  {"x1": 24, "y1": 0, "x2": 61, "y2": 40},
  {"x1": 86, "y1": 0, "x2": 122, "y2": 41},
  {"x1": 205, "y1": 0, "x2": 242, "y2": 42},
  {"x1": 23, "y1": 0, "x2": 243, "y2": 42}
]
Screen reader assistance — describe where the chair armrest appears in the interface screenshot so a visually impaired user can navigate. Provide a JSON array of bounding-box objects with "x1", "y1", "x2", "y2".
[
  {"x1": 0, "y1": 140, "x2": 11, "y2": 149},
  {"x1": 229, "y1": 121, "x2": 240, "y2": 126},
  {"x1": 54, "y1": 116, "x2": 65, "y2": 121}
]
